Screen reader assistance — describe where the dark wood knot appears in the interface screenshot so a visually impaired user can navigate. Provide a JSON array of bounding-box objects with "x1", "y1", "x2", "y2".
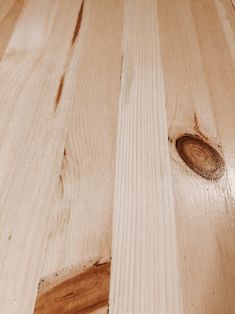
[{"x1": 176, "y1": 134, "x2": 225, "y2": 180}]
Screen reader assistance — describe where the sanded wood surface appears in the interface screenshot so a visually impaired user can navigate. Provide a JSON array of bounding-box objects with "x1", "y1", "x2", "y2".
[{"x1": 0, "y1": 0, "x2": 234, "y2": 313}]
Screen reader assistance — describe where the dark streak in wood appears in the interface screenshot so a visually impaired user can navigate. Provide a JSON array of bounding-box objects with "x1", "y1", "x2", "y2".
[
  {"x1": 63, "y1": 148, "x2": 67, "y2": 158},
  {"x1": 58, "y1": 147, "x2": 68, "y2": 196},
  {"x1": 55, "y1": 74, "x2": 65, "y2": 110},
  {"x1": 34, "y1": 262, "x2": 110, "y2": 314},
  {"x1": 54, "y1": 1, "x2": 85, "y2": 111},
  {"x1": 168, "y1": 135, "x2": 173, "y2": 143},
  {"x1": 61, "y1": 148, "x2": 67, "y2": 172},
  {"x1": 176, "y1": 134, "x2": 225, "y2": 180},
  {"x1": 71, "y1": 0, "x2": 84, "y2": 45},
  {"x1": 59, "y1": 174, "x2": 64, "y2": 196}
]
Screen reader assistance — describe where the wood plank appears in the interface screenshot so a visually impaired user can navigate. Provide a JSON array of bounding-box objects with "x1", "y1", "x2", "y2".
[
  {"x1": 0, "y1": 1, "x2": 84, "y2": 313},
  {"x1": 158, "y1": 0, "x2": 235, "y2": 312},
  {"x1": 35, "y1": 0, "x2": 123, "y2": 311},
  {"x1": 109, "y1": 0, "x2": 183, "y2": 313},
  {"x1": 39, "y1": 0, "x2": 123, "y2": 280}
]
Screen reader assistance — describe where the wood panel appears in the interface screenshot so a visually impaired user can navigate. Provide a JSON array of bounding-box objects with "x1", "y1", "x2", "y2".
[{"x1": 0, "y1": 0, "x2": 234, "y2": 313}]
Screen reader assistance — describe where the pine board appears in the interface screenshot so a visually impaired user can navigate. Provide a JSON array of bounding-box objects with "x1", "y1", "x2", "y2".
[{"x1": 0, "y1": 0, "x2": 234, "y2": 313}]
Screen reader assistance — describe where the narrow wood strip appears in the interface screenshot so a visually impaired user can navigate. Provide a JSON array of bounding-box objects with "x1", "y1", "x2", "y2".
[{"x1": 109, "y1": 0, "x2": 183, "y2": 312}]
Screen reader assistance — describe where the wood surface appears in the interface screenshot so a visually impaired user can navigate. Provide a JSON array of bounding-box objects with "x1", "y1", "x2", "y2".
[{"x1": 0, "y1": 0, "x2": 234, "y2": 313}]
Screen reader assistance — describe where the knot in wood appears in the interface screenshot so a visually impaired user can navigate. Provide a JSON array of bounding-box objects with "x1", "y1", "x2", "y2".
[{"x1": 176, "y1": 134, "x2": 225, "y2": 180}]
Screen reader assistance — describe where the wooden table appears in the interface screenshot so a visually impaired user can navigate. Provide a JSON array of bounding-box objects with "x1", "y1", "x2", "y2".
[{"x1": 0, "y1": 0, "x2": 234, "y2": 313}]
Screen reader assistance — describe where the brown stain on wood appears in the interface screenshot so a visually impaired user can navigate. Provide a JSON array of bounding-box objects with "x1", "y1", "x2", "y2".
[
  {"x1": 71, "y1": 0, "x2": 84, "y2": 45},
  {"x1": 0, "y1": 0, "x2": 25, "y2": 60},
  {"x1": 34, "y1": 262, "x2": 110, "y2": 314},
  {"x1": 176, "y1": 134, "x2": 225, "y2": 180}
]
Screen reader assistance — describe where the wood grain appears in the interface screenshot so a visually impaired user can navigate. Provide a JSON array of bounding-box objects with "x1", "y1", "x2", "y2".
[{"x1": 0, "y1": 0, "x2": 234, "y2": 313}]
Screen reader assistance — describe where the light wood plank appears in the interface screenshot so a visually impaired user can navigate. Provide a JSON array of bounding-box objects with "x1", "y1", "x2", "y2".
[
  {"x1": 36, "y1": 0, "x2": 123, "y2": 305},
  {"x1": 109, "y1": 0, "x2": 183, "y2": 313},
  {"x1": 0, "y1": 1, "x2": 84, "y2": 313}
]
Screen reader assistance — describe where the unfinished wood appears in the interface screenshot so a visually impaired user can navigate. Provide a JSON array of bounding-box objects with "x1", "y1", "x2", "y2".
[
  {"x1": 0, "y1": 0, "x2": 234, "y2": 313},
  {"x1": 109, "y1": 0, "x2": 183, "y2": 313}
]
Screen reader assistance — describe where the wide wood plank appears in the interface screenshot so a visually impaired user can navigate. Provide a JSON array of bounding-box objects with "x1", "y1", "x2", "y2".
[
  {"x1": 0, "y1": 1, "x2": 84, "y2": 313},
  {"x1": 36, "y1": 0, "x2": 123, "y2": 310},
  {"x1": 157, "y1": 0, "x2": 235, "y2": 312}
]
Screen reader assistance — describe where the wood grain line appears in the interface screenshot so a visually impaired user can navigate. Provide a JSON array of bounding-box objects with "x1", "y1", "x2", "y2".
[
  {"x1": 0, "y1": 0, "x2": 24, "y2": 60},
  {"x1": 230, "y1": 0, "x2": 235, "y2": 10}
]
